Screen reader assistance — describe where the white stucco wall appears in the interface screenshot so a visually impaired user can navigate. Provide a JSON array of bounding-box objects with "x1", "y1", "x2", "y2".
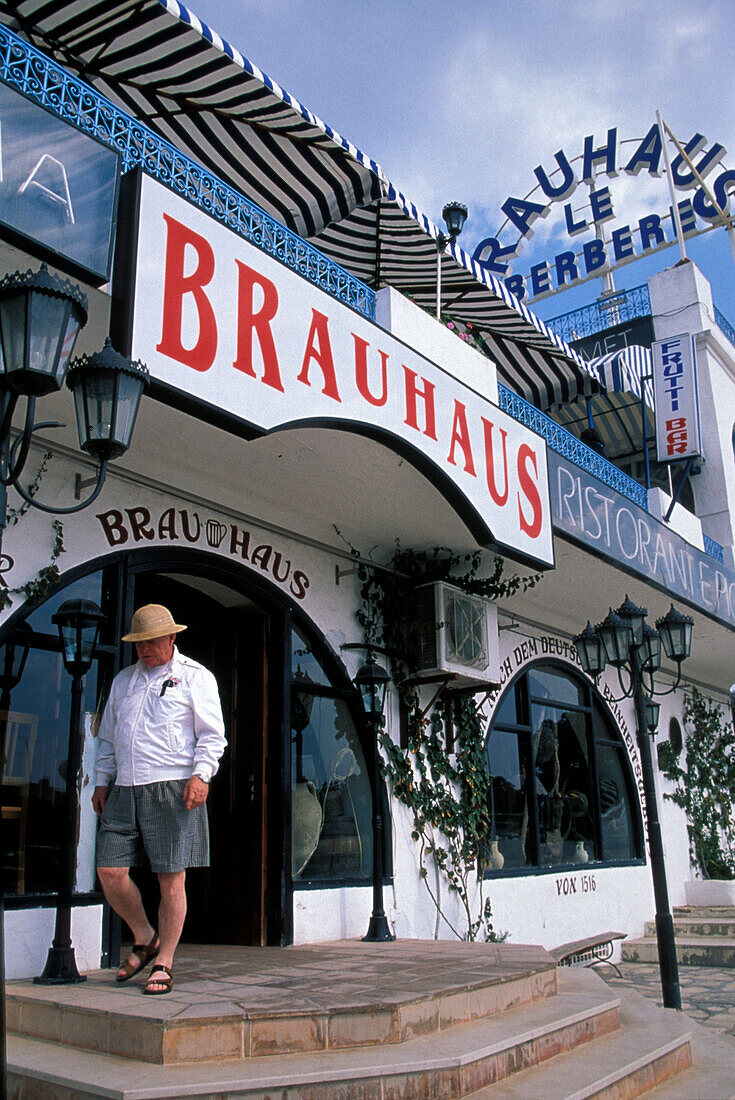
[
  {"x1": 0, "y1": 450, "x2": 704, "y2": 975},
  {"x1": 5, "y1": 905, "x2": 103, "y2": 981}
]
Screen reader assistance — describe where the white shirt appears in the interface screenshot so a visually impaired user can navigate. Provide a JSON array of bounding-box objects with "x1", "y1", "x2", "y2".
[{"x1": 95, "y1": 646, "x2": 226, "y2": 787}]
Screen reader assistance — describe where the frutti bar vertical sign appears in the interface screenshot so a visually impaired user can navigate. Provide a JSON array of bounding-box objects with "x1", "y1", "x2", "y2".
[{"x1": 652, "y1": 333, "x2": 702, "y2": 463}]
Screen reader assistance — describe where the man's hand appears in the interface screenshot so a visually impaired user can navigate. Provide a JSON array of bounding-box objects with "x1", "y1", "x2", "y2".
[
  {"x1": 92, "y1": 786, "x2": 109, "y2": 816},
  {"x1": 183, "y1": 776, "x2": 209, "y2": 810}
]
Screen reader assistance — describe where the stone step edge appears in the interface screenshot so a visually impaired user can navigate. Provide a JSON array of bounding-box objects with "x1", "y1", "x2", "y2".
[
  {"x1": 8, "y1": 965, "x2": 559, "y2": 1062},
  {"x1": 624, "y1": 935, "x2": 735, "y2": 948},
  {"x1": 465, "y1": 987, "x2": 694, "y2": 1100},
  {"x1": 646, "y1": 919, "x2": 735, "y2": 937},
  {"x1": 7, "y1": 985, "x2": 623, "y2": 1098}
]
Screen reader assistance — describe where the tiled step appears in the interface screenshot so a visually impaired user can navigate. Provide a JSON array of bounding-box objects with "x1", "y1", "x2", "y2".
[
  {"x1": 7, "y1": 971, "x2": 622, "y2": 1099},
  {"x1": 646, "y1": 917, "x2": 735, "y2": 938},
  {"x1": 464, "y1": 990, "x2": 694, "y2": 1099},
  {"x1": 622, "y1": 935, "x2": 735, "y2": 967},
  {"x1": 8, "y1": 953, "x2": 557, "y2": 1064},
  {"x1": 674, "y1": 905, "x2": 735, "y2": 920}
]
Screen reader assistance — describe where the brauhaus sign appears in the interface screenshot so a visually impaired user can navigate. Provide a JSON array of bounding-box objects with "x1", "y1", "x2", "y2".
[{"x1": 129, "y1": 174, "x2": 553, "y2": 568}]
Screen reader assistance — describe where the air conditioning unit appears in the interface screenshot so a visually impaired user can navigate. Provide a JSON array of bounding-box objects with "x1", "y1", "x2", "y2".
[{"x1": 413, "y1": 581, "x2": 500, "y2": 690}]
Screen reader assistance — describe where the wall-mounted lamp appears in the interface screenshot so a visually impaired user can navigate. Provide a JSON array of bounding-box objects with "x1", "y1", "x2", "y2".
[
  {"x1": 0, "y1": 265, "x2": 149, "y2": 520},
  {"x1": 436, "y1": 201, "x2": 468, "y2": 318}
]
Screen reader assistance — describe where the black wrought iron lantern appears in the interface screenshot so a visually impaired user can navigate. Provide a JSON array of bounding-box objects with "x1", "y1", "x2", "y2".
[
  {"x1": 0, "y1": 264, "x2": 87, "y2": 396},
  {"x1": 354, "y1": 654, "x2": 390, "y2": 721},
  {"x1": 441, "y1": 201, "x2": 468, "y2": 243},
  {"x1": 644, "y1": 698, "x2": 661, "y2": 734},
  {"x1": 655, "y1": 605, "x2": 694, "y2": 664},
  {"x1": 52, "y1": 599, "x2": 105, "y2": 678},
  {"x1": 66, "y1": 339, "x2": 150, "y2": 462},
  {"x1": 595, "y1": 609, "x2": 632, "y2": 667},
  {"x1": 573, "y1": 620, "x2": 606, "y2": 676},
  {"x1": 639, "y1": 622, "x2": 663, "y2": 672},
  {"x1": 616, "y1": 595, "x2": 647, "y2": 648},
  {"x1": 0, "y1": 621, "x2": 33, "y2": 692}
]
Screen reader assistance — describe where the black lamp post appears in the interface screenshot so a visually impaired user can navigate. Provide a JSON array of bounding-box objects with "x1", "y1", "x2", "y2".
[
  {"x1": 35, "y1": 599, "x2": 105, "y2": 984},
  {"x1": 436, "y1": 201, "x2": 468, "y2": 318},
  {"x1": 573, "y1": 596, "x2": 694, "y2": 1011},
  {"x1": 354, "y1": 653, "x2": 395, "y2": 942}
]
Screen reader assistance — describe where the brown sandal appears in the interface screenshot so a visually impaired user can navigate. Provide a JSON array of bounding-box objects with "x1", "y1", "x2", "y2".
[
  {"x1": 116, "y1": 934, "x2": 159, "y2": 982},
  {"x1": 143, "y1": 964, "x2": 173, "y2": 996}
]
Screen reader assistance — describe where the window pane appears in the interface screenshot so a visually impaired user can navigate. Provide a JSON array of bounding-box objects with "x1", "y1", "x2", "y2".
[
  {"x1": 292, "y1": 692, "x2": 372, "y2": 883},
  {"x1": 528, "y1": 667, "x2": 584, "y2": 708},
  {"x1": 597, "y1": 743, "x2": 637, "y2": 861},
  {"x1": 291, "y1": 628, "x2": 330, "y2": 686},
  {"x1": 25, "y1": 573, "x2": 104, "y2": 638},
  {"x1": 486, "y1": 728, "x2": 530, "y2": 868},
  {"x1": 493, "y1": 685, "x2": 518, "y2": 726},
  {"x1": 531, "y1": 705, "x2": 597, "y2": 866},
  {"x1": 1, "y1": 647, "x2": 101, "y2": 897}
]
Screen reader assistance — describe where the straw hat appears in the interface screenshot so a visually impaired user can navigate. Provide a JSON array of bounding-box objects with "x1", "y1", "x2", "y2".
[{"x1": 122, "y1": 604, "x2": 187, "y2": 642}]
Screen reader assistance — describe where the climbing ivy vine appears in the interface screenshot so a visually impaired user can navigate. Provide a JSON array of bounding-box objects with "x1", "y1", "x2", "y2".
[
  {"x1": 658, "y1": 687, "x2": 735, "y2": 880},
  {"x1": 339, "y1": 533, "x2": 540, "y2": 940}
]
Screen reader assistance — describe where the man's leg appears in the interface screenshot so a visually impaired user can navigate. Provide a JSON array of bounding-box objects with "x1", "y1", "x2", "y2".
[
  {"x1": 97, "y1": 866, "x2": 158, "y2": 977},
  {"x1": 146, "y1": 870, "x2": 187, "y2": 992}
]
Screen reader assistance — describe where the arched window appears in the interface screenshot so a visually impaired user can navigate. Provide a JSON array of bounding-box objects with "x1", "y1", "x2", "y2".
[
  {"x1": 291, "y1": 626, "x2": 373, "y2": 885},
  {"x1": 485, "y1": 661, "x2": 643, "y2": 871},
  {"x1": 0, "y1": 568, "x2": 115, "y2": 900}
]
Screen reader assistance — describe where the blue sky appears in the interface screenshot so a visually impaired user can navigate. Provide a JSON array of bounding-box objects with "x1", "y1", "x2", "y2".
[{"x1": 188, "y1": 0, "x2": 735, "y2": 326}]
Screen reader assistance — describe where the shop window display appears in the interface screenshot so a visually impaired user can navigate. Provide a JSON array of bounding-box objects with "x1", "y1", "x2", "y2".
[
  {"x1": 291, "y1": 628, "x2": 373, "y2": 884},
  {"x1": 485, "y1": 661, "x2": 642, "y2": 872},
  {"x1": 1, "y1": 572, "x2": 110, "y2": 899}
]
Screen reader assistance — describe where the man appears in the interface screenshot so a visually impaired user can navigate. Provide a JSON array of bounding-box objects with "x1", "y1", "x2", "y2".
[{"x1": 92, "y1": 603, "x2": 226, "y2": 995}]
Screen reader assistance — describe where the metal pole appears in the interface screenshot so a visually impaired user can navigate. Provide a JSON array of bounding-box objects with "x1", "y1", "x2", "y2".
[
  {"x1": 656, "y1": 110, "x2": 688, "y2": 264},
  {"x1": 35, "y1": 674, "x2": 87, "y2": 984},
  {"x1": 632, "y1": 651, "x2": 681, "y2": 1010},
  {"x1": 436, "y1": 245, "x2": 442, "y2": 319},
  {"x1": 363, "y1": 717, "x2": 394, "y2": 942}
]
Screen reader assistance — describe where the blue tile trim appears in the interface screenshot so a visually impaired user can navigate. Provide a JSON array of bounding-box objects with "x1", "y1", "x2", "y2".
[
  {"x1": 0, "y1": 24, "x2": 375, "y2": 320},
  {"x1": 497, "y1": 383, "x2": 649, "y2": 510}
]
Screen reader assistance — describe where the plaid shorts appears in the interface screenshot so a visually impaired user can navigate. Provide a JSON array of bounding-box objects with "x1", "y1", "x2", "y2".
[{"x1": 96, "y1": 780, "x2": 210, "y2": 873}]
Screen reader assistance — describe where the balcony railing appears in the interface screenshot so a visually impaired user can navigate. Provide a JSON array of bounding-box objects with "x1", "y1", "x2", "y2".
[
  {"x1": 714, "y1": 305, "x2": 735, "y2": 350},
  {"x1": 545, "y1": 285, "x2": 652, "y2": 343},
  {"x1": 497, "y1": 383, "x2": 725, "y2": 563},
  {"x1": 0, "y1": 24, "x2": 375, "y2": 320}
]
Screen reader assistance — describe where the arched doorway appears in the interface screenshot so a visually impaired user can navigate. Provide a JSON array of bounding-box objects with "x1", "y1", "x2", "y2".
[{"x1": 0, "y1": 545, "x2": 380, "y2": 951}]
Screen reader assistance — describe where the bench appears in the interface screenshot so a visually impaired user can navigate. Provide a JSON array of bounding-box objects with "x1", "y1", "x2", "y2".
[{"x1": 550, "y1": 931, "x2": 627, "y2": 977}]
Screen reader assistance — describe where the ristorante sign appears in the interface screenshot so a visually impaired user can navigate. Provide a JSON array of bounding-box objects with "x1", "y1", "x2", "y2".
[
  {"x1": 550, "y1": 452, "x2": 735, "y2": 628},
  {"x1": 129, "y1": 174, "x2": 554, "y2": 568}
]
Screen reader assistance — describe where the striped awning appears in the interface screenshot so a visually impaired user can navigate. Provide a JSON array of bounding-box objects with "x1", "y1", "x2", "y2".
[
  {"x1": 554, "y1": 346, "x2": 654, "y2": 462},
  {"x1": 0, "y1": 0, "x2": 601, "y2": 406}
]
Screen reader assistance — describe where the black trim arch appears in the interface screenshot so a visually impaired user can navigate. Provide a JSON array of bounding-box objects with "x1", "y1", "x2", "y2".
[
  {"x1": 0, "y1": 544, "x2": 391, "y2": 939},
  {"x1": 484, "y1": 656, "x2": 645, "y2": 875}
]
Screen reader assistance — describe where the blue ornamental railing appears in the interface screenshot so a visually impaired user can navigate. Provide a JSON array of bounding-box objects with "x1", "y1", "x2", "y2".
[
  {"x1": 714, "y1": 305, "x2": 735, "y2": 350},
  {"x1": 545, "y1": 285, "x2": 652, "y2": 343},
  {"x1": 497, "y1": 384, "x2": 649, "y2": 509},
  {"x1": 497, "y1": 384, "x2": 725, "y2": 562},
  {"x1": 0, "y1": 24, "x2": 375, "y2": 320}
]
